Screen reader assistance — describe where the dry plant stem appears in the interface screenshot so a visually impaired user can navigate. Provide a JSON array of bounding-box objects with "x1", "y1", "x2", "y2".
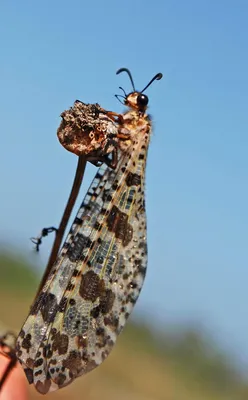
[
  {"x1": 0, "y1": 350, "x2": 17, "y2": 392},
  {"x1": 35, "y1": 155, "x2": 87, "y2": 299},
  {"x1": 0, "y1": 333, "x2": 17, "y2": 392}
]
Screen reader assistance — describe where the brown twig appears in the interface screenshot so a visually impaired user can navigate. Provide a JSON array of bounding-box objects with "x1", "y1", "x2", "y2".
[
  {"x1": 0, "y1": 332, "x2": 17, "y2": 392},
  {"x1": 35, "y1": 155, "x2": 87, "y2": 298},
  {"x1": 0, "y1": 350, "x2": 17, "y2": 392}
]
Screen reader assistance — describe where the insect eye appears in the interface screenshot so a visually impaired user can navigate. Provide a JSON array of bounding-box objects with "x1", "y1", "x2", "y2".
[{"x1": 137, "y1": 94, "x2": 148, "y2": 108}]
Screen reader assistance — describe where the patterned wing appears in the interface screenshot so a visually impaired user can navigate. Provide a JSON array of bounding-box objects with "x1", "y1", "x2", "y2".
[{"x1": 16, "y1": 129, "x2": 150, "y2": 393}]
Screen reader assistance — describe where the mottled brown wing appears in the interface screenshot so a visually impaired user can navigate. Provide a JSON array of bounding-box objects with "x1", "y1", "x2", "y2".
[
  {"x1": 16, "y1": 141, "x2": 149, "y2": 394},
  {"x1": 16, "y1": 105, "x2": 152, "y2": 394}
]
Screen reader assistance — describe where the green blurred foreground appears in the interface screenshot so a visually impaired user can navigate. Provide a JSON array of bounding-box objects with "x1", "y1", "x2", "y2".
[{"x1": 0, "y1": 252, "x2": 247, "y2": 400}]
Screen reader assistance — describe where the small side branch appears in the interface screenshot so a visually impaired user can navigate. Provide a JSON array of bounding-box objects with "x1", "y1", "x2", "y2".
[{"x1": 31, "y1": 227, "x2": 58, "y2": 252}]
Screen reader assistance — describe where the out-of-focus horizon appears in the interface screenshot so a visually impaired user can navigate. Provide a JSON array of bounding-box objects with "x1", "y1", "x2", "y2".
[{"x1": 0, "y1": 0, "x2": 248, "y2": 388}]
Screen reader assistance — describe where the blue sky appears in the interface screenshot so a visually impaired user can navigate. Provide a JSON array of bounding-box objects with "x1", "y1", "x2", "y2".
[{"x1": 1, "y1": 0, "x2": 248, "y2": 367}]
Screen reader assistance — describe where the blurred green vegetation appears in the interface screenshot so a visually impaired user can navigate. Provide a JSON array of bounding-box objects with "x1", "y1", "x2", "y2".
[
  {"x1": 0, "y1": 251, "x2": 38, "y2": 295},
  {"x1": 0, "y1": 252, "x2": 248, "y2": 400}
]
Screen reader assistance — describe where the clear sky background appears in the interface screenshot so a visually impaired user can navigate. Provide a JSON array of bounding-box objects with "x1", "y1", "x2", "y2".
[{"x1": 0, "y1": 0, "x2": 248, "y2": 369}]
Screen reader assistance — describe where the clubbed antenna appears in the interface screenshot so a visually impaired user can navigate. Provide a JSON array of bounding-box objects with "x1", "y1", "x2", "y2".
[
  {"x1": 116, "y1": 68, "x2": 136, "y2": 92},
  {"x1": 141, "y1": 73, "x2": 163, "y2": 93},
  {"x1": 116, "y1": 68, "x2": 163, "y2": 95}
]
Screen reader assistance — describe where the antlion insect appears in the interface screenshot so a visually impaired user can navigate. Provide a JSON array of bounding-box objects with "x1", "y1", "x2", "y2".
[
  {"x1": 15, "y1": 68, "x2": 162, "y2": 394},
  {"x1": 0, "y1": 97, "x2": 120, "y2": 393}
]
